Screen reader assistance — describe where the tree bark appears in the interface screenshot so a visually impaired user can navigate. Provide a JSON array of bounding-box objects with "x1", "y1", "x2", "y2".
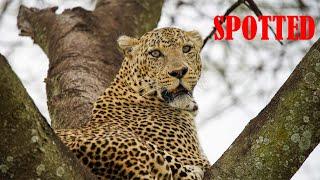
[
  {"x1": 0, "y1": 54, "x2": 96, "y2": 179},
  {"x1": 17, "y1": 0, "x2": 164, "y2": 129},
  {"x1": 204, "y1": 39, "x2": 320, "y2": 179}
]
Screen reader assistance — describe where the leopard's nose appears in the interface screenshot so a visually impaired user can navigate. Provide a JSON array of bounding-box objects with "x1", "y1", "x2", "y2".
[{"x1": 168, "y1": 67, "x2": 188, "y2": 79}]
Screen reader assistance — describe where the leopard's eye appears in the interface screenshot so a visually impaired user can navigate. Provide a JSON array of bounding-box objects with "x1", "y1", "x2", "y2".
[
  {"x1": 182, "y1": 45, "x2": 192, "y2": 53},
  {"x1": 149, "y1": 50, "x2": 162, "y2": 58}
]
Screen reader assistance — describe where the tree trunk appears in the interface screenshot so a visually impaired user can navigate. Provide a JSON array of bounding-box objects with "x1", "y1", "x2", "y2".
[
  {"x1": 204, "y1": 39, "x2": 320, "y2": 179},
  {"x1": 0, "y1": 54, "x2": 96, "y2": 179},
  {"x1": 0, "y1": 0, "x2": 163, "y2": 178},
  {"x1": 17, "y1": 0, "x2": 164, "y2": 129}
]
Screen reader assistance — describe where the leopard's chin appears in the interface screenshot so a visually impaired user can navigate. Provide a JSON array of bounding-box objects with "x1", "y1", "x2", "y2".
[
  {"x1": 160, "y1": 84, "x2": 191, "y2": 102},
  {"x1": 160, "y1": 84, "x2": 198, "y2": 112}
]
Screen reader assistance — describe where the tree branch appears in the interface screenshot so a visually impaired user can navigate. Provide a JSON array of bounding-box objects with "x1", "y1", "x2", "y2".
[
  {"x1": 204, "y1": 38, "x2": 320, "y2": 179},
  {"x1": 243, "y1": 0, "x2": 283, "y2": 45},
  {"x1": 202, "y1": 0, "x2": 243, "y2": 49},
  {"x1": 0, "y1": 54, "x2": 96, "y2": 179},
  {"x1": 17, "y1": 0, "x2": 164, "y2": 129},
  {"x1": 202, "y1": 0, "x2": 282, "y2": 50}
]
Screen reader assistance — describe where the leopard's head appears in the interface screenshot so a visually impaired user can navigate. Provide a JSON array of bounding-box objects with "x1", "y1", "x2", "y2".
[{"x1": 117, "y1": 27, "x2": 203, "y2": 111}]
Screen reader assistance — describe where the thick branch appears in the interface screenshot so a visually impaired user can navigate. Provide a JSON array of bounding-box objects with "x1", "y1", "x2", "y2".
[
  {"x1": 204, "y1": 39, "x2": 320, "y2": 179},
  {"x1": 17, "y1": 0, "x2": 164, "y2": 129},
  {"x1": 0, "y1": 54, "x2": 95, "y2": 179}
]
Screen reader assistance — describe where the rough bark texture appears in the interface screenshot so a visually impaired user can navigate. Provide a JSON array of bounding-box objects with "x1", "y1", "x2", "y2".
[
  {"x1": 17, "y1": 0, "x2": 163, "y2": 129},
  {"x1": 204, "y1": 39, "x2": 320, "y2": 179},
  {"x1": 0, "y1": 54, "x2": 96, "y2": 179}
]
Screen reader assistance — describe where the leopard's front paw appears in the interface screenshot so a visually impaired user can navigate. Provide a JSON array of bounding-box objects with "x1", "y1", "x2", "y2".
[{"x1": 185, "y1": 165, "x2": 204, "y2": 180}]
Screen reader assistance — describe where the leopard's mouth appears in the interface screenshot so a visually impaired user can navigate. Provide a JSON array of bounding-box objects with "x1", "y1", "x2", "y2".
[{"x1": 161, "y1": 84, "x2": 192, "y2": 103}]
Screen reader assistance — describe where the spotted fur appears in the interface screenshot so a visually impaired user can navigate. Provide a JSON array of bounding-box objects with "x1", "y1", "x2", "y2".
[{"x1": 56, "y1": 27, "x2": 210, "y2": 179}]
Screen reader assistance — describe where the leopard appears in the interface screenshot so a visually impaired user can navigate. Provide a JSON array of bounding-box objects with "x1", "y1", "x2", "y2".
[{"x1": 56, "y1": 27, "x2": 210, "y2": 179}]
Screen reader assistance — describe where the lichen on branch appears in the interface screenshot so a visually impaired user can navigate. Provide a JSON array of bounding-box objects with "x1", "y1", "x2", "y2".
[
  {"x1": 0, "y1": 54, "x2": 95, "y2": 179},
  {"x1": 204, "y1": 39, "x2": 320, "y2": 180}
]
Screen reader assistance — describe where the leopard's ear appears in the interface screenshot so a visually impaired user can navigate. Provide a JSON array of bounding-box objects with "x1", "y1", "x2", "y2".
[
  {"x1": 186, "y1": 30, "x2": 203, "y2": 49},
  {"x1": 117, "y1": 35, "x2": 139, "y2": 54}
]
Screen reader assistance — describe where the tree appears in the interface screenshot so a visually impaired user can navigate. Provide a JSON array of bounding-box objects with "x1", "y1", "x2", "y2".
[{"x1": 0, "y1": 0, "x2": 319, "y2": 179}]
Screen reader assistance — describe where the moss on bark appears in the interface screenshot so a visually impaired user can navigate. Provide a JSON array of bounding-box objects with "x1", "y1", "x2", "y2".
[
  {"x1": 204, "y1": 39, "x2": 320, "y2": 180},
  {"x1": 0, "y1": 54, "x2": 95, "y2": 179}
]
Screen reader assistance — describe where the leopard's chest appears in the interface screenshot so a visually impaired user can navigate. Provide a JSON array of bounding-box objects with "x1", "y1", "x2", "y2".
[{"x1": 105, "y1": 104, "x2": 200, "y2": 158}]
